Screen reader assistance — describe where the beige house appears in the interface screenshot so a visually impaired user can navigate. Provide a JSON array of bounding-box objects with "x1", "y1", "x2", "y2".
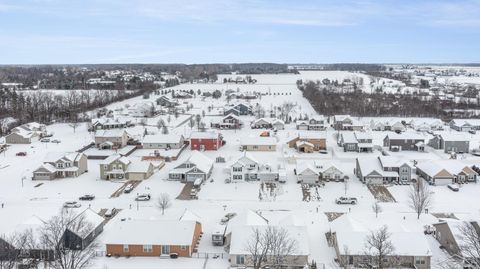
[
  {"x1": 100, "y1": 154, "x2": 157, "y2": 180},
  {"x1": 5, "y1": 131, "x2": 40, "y2": 144},
  {"x1": 95, "y1": 129, "x2": 129, "y2": 149},
  {"x1": 32, "y1": 152, "x2": 88, "y2": 180},
  {"x1": 240, "y1": 137, "x2": 277, "y2": 151}
]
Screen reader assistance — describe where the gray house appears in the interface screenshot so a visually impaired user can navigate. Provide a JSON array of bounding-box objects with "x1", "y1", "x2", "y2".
[
  {"x1": 428, "y1": 133, "x2": 470, "y2": 153},
  {"x1": 383, "y1": 133, "x2": 425, "y2": 151},
  {"x1": 169, "y1": 151, "x2": 213, "y2": 182},
  {"x1": 356, "y1": 156, "x2": 412, "y2": 184},
  {"x1": 338, "y1": 132, "x2": 373, "y2": 152}
]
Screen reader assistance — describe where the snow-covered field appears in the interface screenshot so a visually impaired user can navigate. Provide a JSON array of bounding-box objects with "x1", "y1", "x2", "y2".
[{"x1": 2, "y1": 72, "x2": 480, "y2": 269}]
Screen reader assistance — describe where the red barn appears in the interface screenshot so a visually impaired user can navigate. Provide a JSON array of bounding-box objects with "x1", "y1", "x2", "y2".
[{"x1": 190, "y1": 131, "x2": 224, "y2": 151}]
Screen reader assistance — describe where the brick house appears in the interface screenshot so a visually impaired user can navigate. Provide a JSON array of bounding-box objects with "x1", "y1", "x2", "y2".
[
  {"x1": 105, "y1": 220, "x2": 202, "y2": 257},
  {"x1": 190, "y1": 131, "x2": 224, "y2": 151}
]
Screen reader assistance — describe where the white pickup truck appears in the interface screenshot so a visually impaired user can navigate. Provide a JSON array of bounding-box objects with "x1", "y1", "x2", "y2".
[{"x1": 335, "y1": 197, "x2": 358, "y2": 205}]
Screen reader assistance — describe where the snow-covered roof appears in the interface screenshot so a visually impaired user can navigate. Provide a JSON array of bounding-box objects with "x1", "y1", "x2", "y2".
[
  {"x1": 68, "y1": 208, "x2": 105, "y2": 238},
  {"x1": 95, "y1": 129, "x2": 127, "y2": 138},
  {"x1": 438, "y1": 132, "x2": 469, "y2": 142},
  {"x1": 190, "y1": 131, "x2": 219, "y2": 139},
  {"x1": 186, "y1": 151, "x2": 214, "y2": 173},
  {"x1": 100, "y1": 153, "x2": 131, "y2": 165},
  {"x1": 104, "y1": 219, "x2": 199, "y2": 246},
  {"x1": 127, "y1": 161, "x2": 152, "y2": 173},
  {"x1": 416, "y1": 160, "x2": 476, "y2": 177},
  {"x1": 385, "y1": 132, "x2": 425, "y2": 140},
  {"x1": 241, "y1": 136, "x2": 277, "y2": 146},
  {"x1": 332, "y1": 214, "x2": 431, "y2": 257},
  {"x1": 43, "y1": 152, "x2": 83, "y2": 163},
  {"x1": 142, "y1": 134, "x2": 183, "y2": 144}
]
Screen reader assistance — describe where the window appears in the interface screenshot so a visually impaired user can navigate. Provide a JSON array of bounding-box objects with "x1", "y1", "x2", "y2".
[
  {"x1": 236, "y1": 255, "x2": 245, "y2": 265},
  {"x1": 181, "y1": 246, "x2": 187, "y2": 250},
  {"x1": 143, "y1": 245, "x2": 153, "y2": 253},
  {"x1": 123, "y1": 245, "x2": 129, "y2": 252},
  {"x1": 233, "y1": 167, "x2": 242, "y2": 172}
]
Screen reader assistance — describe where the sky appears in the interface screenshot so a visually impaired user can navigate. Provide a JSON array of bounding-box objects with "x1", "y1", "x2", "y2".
[{"x1": 0, "y1": 0, "x2": 479, "y2": 64}]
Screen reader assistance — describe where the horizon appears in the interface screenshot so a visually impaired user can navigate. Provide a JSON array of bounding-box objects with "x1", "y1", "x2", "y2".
[{"x1": 1, "y1": 0, "x2": 479, "y2": 64}]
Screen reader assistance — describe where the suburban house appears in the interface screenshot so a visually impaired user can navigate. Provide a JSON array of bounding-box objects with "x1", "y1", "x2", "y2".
[
  {"x1": 356, "y1": 156, "x2": 413, "y2": 184},
  {"x1": 105, "y1": 219, "x2": 202, "y2": 257},
  {"x1": 224, "y1": 103, "x2": 252, "y2": 116},
  {"x1": 383, "y1": 132, "x2": 426, "y2": 151},
  {"x1": 94, "y1": 129, "x2": 130, "y2": 149},
  {"x1": 11, "y1": 122, "x2": 47, "y2": 136},
  {"x1": 99, "y1": 154, "x2": 156, "y2": 180},
  {"x1": 428, "y1": 133, "x2": 470, "y2": 153},
  {"x1": 210, "y1": 113, "x2": 242, "y2": 129},
  {"x1": 332, "y1": 115, "x2": 364, "y2": 131},
  {"x1": 250, "y1": 118, "x2": 285, "y2": 130},
  {"x1": 174, "y1": 91, "x2": 193, "y2": 99},
  {"x1": 240, "y1": 137, "x2": 277, "y2": 151},
  {"x1": 5, "y1": 130, "x2": 41, "y2": 144},
  {"x1": 127, "y1": 102, "x2": 156, "y2": 117},
  {"x1": 32, "y1": 152, "x2": 88, "y2": 180},
  {"x1": 287, "y1": 133, "x2": 327, "y2": 152},
  {"x1": 190, "y1": 131, "x2": 224, "y2": 151},
  {"x1": 328, "y1": 214, "x2": 432, "y2": 269},
  {"x1": 229, "y1": 224, "x2": 309, "y2": 268},
  {"x1": 230, "y1": 153, "x2": 278, "y2": 182},
  {"x1": 156, "y1": 96, "x2": 178, "y2": 107},
  {"x1": 296, "y1": 116, "x2": 327, "y2": 131},
  {"x1": 449, "y1": 119, "x2": 480, "y2": 132},
  {"x1": 142, "y1": 134, "x2": 185, "y2": 149},
  {"x1": 370, "y1": 119, "x2": 406, "y2": 132},
  {"x1": 296, "y1": 161, "x2": 345, "y2": 184},
  {"x1": 415, "y1": 160, "x2": 477, "y2": 185},
  {"x1": 64, "y1": 208, "x2": 105, "y2": 250},
  {"x1": 90, "y1": 117, "x2": 131, "y2": 131},
  {"x1": 169, "y1": 151, "x2": 214, "y2": 182},
  {"x1": 410, "y1": 119, "x2": 444, "y2": 132},
  {"x1": 337, "y1": 132, "x2": 373, "y2": 152},
  {"x1": 432, "y1": 220, "x2": 479, "y2": 266}
]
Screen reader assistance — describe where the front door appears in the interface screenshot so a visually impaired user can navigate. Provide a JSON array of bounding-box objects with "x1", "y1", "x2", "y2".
[{"x1": 161, "y1": 245, "x2": 170, "y2": 256}]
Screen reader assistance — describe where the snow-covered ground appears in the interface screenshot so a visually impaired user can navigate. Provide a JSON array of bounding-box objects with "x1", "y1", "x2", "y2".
[{"x1": 2, "y1": 72, "x2": 480, "y2": 269}]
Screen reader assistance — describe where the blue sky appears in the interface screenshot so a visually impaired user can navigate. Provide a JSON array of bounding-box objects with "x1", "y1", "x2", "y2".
[{"x1": 0, "y1": 0, "x2": 479, "y2": 64}]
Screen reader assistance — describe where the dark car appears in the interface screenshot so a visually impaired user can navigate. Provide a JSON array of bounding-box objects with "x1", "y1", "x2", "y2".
[{"x1": 79, "y1": 194, "x2": 95, "y2": 201}]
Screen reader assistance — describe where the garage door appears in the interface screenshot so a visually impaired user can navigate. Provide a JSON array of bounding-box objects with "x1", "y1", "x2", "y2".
[
  {"x1": 186, "y1": 173, "x2": 204, "y2": 182},
  {"x1": 366, "y1": 177, "x2": 383, "y2": 185},
  {"x1": 434, "y1": 177, "x2": 452, "y2": 186}
]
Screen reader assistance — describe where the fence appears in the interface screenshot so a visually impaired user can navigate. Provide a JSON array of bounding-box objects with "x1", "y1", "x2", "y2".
[{"x1": 192, "y1": 252, "x2": 227, "y2": 259}]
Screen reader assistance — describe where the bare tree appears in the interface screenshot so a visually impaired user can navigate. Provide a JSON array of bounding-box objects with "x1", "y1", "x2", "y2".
[
  {"x1": 156, "y1": 193, "x2": 171, "y2": 215},
  {"x1": 365, "y1": 225, "x2": 395, "y2": 269},
  {"x1": 457, "y1": 221, "x2": 480, "y2": 267},
  {"x1": 40, "y1": 209, "x2": 98, "y2": 269},
  {"x1": 337, "y1": 246, "x2": 350, "y2": 269},
  {"x1": 0, "y1": 230, "x2": 37, "y2": 269},
  {"x1": 372, "y1": 202, "x2": 382, "y2": 218},
  {"x1": 245, "y1": 226, "x2": 297, "y2": 269},
  {"x1": 408, "y1": 179, "x2": 432, "y2": 219},
  {"x1": 161, "y1": 125, "x2": 169, "y2": 135},
  {"x1": 69, "y1": 122, "x2": 81, "y2": 133}
]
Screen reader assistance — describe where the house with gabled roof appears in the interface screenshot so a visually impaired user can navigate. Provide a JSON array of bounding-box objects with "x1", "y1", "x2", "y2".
[
  {"x1": 296, "y1": 115, "x2": 326, "y2": 130},
  {"x1": 210, "y1": 113, "x2": 242, "y2": 129},
  {"x1": 230, "y1": 152, "x2": 278, "y2": 182},
  {"x1": 287, "y1": 132, "x2": 327, "y2": 152},
  {"x1": 104, "y1": 219, "x2": 202, "y2": 257},
  {"x1": 33, "y1": 152, "x2": 88, "y2": 180},
  {"x1": 449, "y1": 119, "x2": 480, "y2": 132},
  {"x1": 94, "y1": 129, "x2": 129, "y2": 149},
  {"x1": 224, "y1": 103, "x2": 252, "y2": 116},
  {"x1": 99, "y1": 154, "x2": 156, "y2": 180},
  {"x1": 415, "y1": 160, "x2": 477, "y2": 185},
  {"x1": 428, "y1": 133, "x2": 470, "y2": 153},
  {"x1": 90, "y1": 117, "x2": 131, "y2": 131},
  {"x1": 240, "y1": 136, "x2": 277, "y2": 151},
  {"x1": 383, "y1": 132, "x2": 426, "y2": 151},
  {"x1": 338, "y1": 131, "x2": 373, "y2": 152},
  {"x1": 168, "y1": 151, "x2": 213, "y2": 183},
  {"x1": 250, "y1": 118, "x2": 285, "y2": 130}
]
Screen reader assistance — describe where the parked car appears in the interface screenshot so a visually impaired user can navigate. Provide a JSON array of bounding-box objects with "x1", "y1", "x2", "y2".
[
  {"x1": 16, "y1": 152, "x2": 27, "y2": 156},
  {"x1": 220, "y1": 213, "x2": 237, "y2": 224},
  {"x1": 104, "y1": 208, "x2": 117, "y2": 218},
  {"x1": 51, "y1": 139, "x2": 61, "y2": 143},
  {"x1": 124, "y1": 184, "x2": 134, "y2": 193},
  {"x1": 335, "y1": 197, "x2": 358, "y2": 205},
  {"x1": 448, "y1": 183, "x2": 460, "y2": 192},
  {"x1": 40, "y1": 138, "x2": 50, "y2": 142},
  {"x1": 79, "y1": 194, "x2": 95, "y2": 201},
  {"x1": 469, "y1": 130, "x2": 476, "y2": 134},
  {"x1": 135, "y1": 194, "x2": 151, "y2": 201},
  {"x1": 63, "y1": 201, "x2": 81, "y2": 208}
]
